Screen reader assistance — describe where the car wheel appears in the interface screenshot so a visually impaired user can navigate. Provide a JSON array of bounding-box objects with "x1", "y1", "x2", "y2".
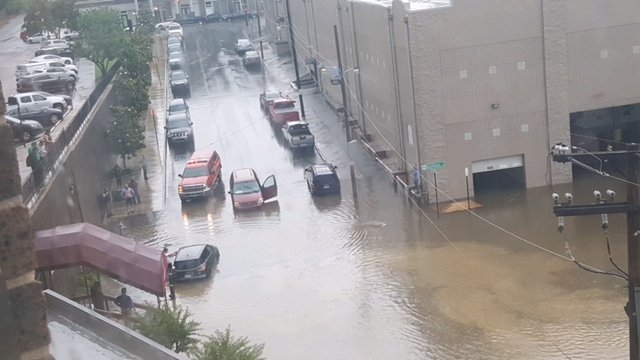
[
  {"x1": 65, "y1": 81, "x2": 75, "y2": 91},
  {"x1": 53, "y1": 103, "x2": 65, "y2": 112},
  {"x1": 21, "y1": 131, "x2": 32, "y2": 142},
  {"x1": 28, "y1": 39, "x2": 33, "y2": 44},
  {"x1": 64, "y1": 60, "x2": 71, "y2": 65},
  {"x1": 49, "y1": 114, "x2": 61, "y2": 125}
]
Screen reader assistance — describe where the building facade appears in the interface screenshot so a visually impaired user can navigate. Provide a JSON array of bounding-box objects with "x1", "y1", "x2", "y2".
[{"x1": 268, "y1": 0, "x2": 640, "y2": 200}]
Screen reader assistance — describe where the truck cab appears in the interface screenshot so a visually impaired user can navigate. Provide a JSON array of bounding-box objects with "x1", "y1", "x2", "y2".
[
  {"x1": 282, "y1": 121, "x2": 315, "y2": 150},
  {"x1": 268, "y1": 98, "x2": 300, "y2": 124},
  {"x1": 178, "y1": 149, "x2": 222, "y2": 201}
]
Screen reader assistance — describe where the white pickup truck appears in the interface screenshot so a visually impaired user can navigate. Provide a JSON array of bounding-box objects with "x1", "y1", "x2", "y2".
[{"x1": 282, "y1": 121, "x2": 315, "y2": 150}]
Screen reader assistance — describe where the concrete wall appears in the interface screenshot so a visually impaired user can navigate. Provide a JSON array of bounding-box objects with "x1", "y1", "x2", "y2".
[
  {"x1": 0, "y1": 81, "x2": 53, "y2": 360},
  {"x1": 30, "y1": 87, "x2": 118, "y2": 231}
]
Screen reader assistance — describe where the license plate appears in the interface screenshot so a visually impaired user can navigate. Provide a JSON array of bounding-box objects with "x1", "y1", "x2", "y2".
[
  {"x1": 184, "y1": 273, "x2": 193, "y2": 278},
  {"x1": 323, "y1": 185, "x2": 330, "y2": 189},
  {"x1": 300, "y1": 136, "x2": 306, "y2": 139}
]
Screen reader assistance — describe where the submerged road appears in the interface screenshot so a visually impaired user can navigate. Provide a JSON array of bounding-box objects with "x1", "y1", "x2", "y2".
[{"x1": 121, "y1": 21, "x2": 628, "y2": 359}]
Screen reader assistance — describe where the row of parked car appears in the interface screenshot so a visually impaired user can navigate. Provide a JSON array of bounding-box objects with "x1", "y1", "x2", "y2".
[{"x1": 16, "y1": 37, "x2": 78, "y2": 94}]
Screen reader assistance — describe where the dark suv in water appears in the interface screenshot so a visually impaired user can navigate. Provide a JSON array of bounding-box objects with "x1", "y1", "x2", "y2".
[
  {"x1": 170, "y1": 244, "x2": 220, "y2": 281},
  {"x1": 304, "y1": 163, "x2": 341, "y2": 195},
  {"x1": 170, "y1": 70, "x2": 191, "y2": 98},
  {"x1": 17, "y1": 73, "x2": 75, "y2": 93}
]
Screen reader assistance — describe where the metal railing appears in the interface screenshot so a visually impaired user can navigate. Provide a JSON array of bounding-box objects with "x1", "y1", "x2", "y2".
[{"x1": 21, "y1": 61, "x2": 121, "y2": 206}]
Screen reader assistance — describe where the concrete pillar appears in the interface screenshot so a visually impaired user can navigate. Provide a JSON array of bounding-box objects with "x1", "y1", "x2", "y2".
[{"x1": 0, "y1": 80, "x2": 53, "y2": 359}]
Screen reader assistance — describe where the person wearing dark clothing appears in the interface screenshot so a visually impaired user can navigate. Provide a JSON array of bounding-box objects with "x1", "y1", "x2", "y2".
[
  {"x1": 90, "y1": 282, "x2": 106, "y2": 310},
  {"x1": 102, "y1": 188, "x2": 113, "y2": 217},
  {"x1": 27, "y1": 144, "x2": 44, "y2": 188},
  {"x1": 129, "y1": 178, "x2": 141, "y2": 204},
  {"x1": 114, "y1": 287, "x2": 134, "y2": 315},
  {"x1": 113, "y1": 164, "x2": 123, "y2": 188}
]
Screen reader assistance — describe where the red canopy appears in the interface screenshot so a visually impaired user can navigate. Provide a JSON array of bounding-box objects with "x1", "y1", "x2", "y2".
[{"x1": 34, "y1": 223, "x2": 166, "y2": 297}]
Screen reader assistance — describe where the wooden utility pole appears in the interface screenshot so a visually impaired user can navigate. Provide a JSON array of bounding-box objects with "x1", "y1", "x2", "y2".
[
  {"x1": 552, "y1": 143, "x2": 640, "y2": 360},
  {"x1": 333, "y1": 25, "x2": 350, "y2": 142}
]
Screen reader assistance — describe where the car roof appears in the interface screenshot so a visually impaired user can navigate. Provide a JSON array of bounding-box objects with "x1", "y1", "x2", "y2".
[
  {"x1": 169, "y1": 98, "x2": 187, "y2": 106},
  {"x1": 237, "y1": 39, "x2": 250, "y2": 44},
  {"x1": 175, "y1": 244, "x2": 206, "y2": 261},
  {"x1": 168, "y1": 113, "x2": 189, "y2": 121},
  {"x1": 232, "y1": 168, "x2": 257, "y2": 182},
  {"x1": 312, "y1": 164, "x2": 336, "y2": 175},
  {"x1": 188, "y1": 148, "x2": 217, "y2": 163},
  {"x1": 245, "y1": 51, "x2": 258, "y2": 56},
  {"x1": 264, "y1": 91, "x2": 281, "y2": 99}
]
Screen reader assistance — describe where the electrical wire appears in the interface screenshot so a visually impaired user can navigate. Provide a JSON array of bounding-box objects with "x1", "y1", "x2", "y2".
[
  {"x1": 604, "y1": 230, "x2": 630, "y2": 280},
  {"x1": 564, "y1": 235, "x2": 629, "y2": 283}
]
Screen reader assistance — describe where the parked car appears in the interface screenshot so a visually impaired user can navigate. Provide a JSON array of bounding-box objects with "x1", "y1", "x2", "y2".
[
  {"x1": 259, "y1": 91, "x2": 283, "y2": 112},
  {"x1": 235, "y1": 39, "x2": 253, "y2": 54},
  {"x1": 39, "y1": 39, "x2": 70, "y2": 50},
  {"x1": 37, "y1": 60, "x2": 78, "y2": 74},
  {"x1": 170, "y1": 244, "x2": 220, "y2": 281},
  {"x1": 282, "y1": 121, "x2": 315, "y2": 150},
  {"x1": 5, "y1": 115, "x2": 44, "y2": 142},
  {"x1": 268, "y1": 98, "x2": 300, "y2": 124},
  {"x1": 167, "y1": 36, "x2": 182, "y2": 49},
  {"x1": 178, "y1": 149, "x2": 222, "y2": 201},
  {"x1": 304, "y1": 163, "x2": 341, "y2": 195},
  {"x1": 167, "y1": 44, "x2": 182, "y2": 56},
  {"x1": 16, "y1": 73, "x2": 75, "y2": 93},
  {"x1": 170, "y1": 70, "x2": 191, "y2": 97},
  {"x1": 228, "y1": 168, "x2": 278, "y2": 210},
  {"x1": 31, "y1": 54, "x2": 74, "y2": 65},
  {"x1": 60, "y1": 29, "x2": 80, "y2": 41},
  {"x1": 27, "y1": 33, "x2": 47, "y2": 44},
  {"x1": 167, "y1": 22, "x2": 183, "y2": 38},
  {"x1": 168, "y1": 52, "x2": 185, "y2": 70},
  {"x1": 15, "y1": 62, "x2": 48, "y2": 80},
  {"x1": 5, "y1": 105, "x2": 63, "y2": 126},
  {"x1": 167, "y1": 98, "x2": 190, "y2": 119},
  {"x1": 35, "y1": 46, "x2": 73, "y2": 58},
  {"x1": 165, "y1": 113, "x2": 194, "y2": 145},
  {"x1": 8, "y1": 92, "x2": 72, "y2": 113},
  {"x1": 32, "y1": 67, "x2": 78, "y2": 81},
  {"x1": 243, "y1": 50, "x2": 260, "y2": 67}
]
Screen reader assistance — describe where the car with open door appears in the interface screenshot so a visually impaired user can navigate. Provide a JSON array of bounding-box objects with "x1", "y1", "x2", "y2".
[
  {"x1": 228, "y1": 168, "x2": 278, "y2": 210},
  {"x1": 170, "y1": 244, "x2": 220, "y2": 281}
]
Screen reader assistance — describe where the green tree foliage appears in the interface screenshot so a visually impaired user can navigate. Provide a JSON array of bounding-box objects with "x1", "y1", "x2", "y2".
[
  {"x1": 113, "y1": 75, "x2": 150, "y2": 114},
  {"x1": 5, "y1": 0, "x2": 30, "y2": 15},
  {"x1": 120, "y1": 33, "x2": 152, "y2": 87},
  {"x1": 106, "y1": 106, "x2": 145, "y2": 168},
  {"x1": 134, "y1": 8, "x2": 155, "y2": 37},
  {"x1": 194, "y1": 327, "x2": 266, "y2": 360},
  {"x1": 77, "y1": 9, "x2": 124, "y2": 75},
  {"x1": 50, "y1": 0, "x2": 79, "y2": 35},
  {"x1": 22, "y1": 0, "x2": 52, "y2": 35},
  {"x1": 134, "y1": 305, "x2": 201, "y2": 354}
]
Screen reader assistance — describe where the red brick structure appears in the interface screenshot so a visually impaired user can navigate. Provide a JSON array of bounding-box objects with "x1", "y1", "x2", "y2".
[{"x1": 0, "y1": 81, "x2": 53, "y2": 359}]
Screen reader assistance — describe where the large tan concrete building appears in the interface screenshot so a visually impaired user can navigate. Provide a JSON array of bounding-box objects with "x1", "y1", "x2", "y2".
[{"x1": 270, "y1": 0, "x2": 640, "y2": 200}]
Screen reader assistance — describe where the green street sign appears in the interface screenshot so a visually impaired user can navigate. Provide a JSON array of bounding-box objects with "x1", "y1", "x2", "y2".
[{"x1": 422, "y1": 161, "x2": 446, "y2": 172}]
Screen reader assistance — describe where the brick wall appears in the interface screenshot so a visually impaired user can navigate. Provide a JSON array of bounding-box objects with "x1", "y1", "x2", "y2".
[{"x1": 0, "y1": 81, "x2": 53, "y2": 359}]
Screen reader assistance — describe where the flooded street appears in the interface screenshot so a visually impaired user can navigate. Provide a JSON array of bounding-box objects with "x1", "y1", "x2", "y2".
[{"x1": 122, "y1": 21, "x2": 628, "y2": 359}]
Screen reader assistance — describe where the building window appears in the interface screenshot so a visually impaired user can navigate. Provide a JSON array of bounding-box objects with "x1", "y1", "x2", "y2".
[
  {"x1": 517, "y1": 61, "x2": 526, "y2": 70},
  {"x1": 492, "y1": 128, "x2": 501, "y2": 137},
  {"x1": 464, "y1": 132, "x2": 472, "y2": 141},
  {"x1": 459, "y1": 70, "x2": 468, "y2": 79},
  {"x1": 521, "y1": 124, "x2": 529, "y2": 133},
  {"x1": 488, "y1": 65, "x2": 496, "y2": 74}
]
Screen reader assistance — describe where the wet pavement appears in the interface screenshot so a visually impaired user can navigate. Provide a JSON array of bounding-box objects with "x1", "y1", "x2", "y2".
[{"x1": 118, "y1": 21, "x2": 628, "y2": 359}]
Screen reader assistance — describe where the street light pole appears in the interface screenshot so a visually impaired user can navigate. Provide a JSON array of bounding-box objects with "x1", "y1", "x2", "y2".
[
  {"x1": 256, "y1": 0, "x2": 264, "y2": 59},
  {"x1": 284, "y1": 0, "x2": 305, "y2": 119},
  {"x1": 334, "y1": 25, "x2": 349, "y2": 142}
]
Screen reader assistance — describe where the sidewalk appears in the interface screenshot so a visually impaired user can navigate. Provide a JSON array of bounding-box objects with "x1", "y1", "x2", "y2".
[{"x1": 104, "y1": 34, "x2": 167, "y2": 224}]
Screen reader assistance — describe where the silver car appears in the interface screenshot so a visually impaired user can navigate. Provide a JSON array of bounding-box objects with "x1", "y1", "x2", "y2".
[{"x1": 168, "y1": 52, "x2": 185, "y2": 70}]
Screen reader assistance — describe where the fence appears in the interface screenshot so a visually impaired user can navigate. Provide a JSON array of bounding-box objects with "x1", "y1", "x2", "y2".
[{"x1": 21, "y1": 61, "x2": 121, "y2": 206}]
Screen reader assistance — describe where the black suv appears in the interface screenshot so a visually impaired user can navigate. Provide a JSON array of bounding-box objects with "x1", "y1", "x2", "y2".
[
  {"x1": 170, "y1": 70, "x2": 191, "y2": 98},
  {"x1": 170, "y1": 244, "x2": 220, "y2": 281},
  {"x1": 165, "y1": 113, "x2": 194, "y2": 145},
  {"x1": 17, "y1": 73, "x2": 75, "y2": 93},
  {"x1": 304, "y1": 163, "x2": 341, "y2": 195}
]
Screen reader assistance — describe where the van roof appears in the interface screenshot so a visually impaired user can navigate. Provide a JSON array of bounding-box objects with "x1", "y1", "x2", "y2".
[
  {"x1": 231, "y1": 168, "x2": 256, "y2": 182},
  {"x1": 186, "y1": 149, "x2": 218, "y2": 166}
]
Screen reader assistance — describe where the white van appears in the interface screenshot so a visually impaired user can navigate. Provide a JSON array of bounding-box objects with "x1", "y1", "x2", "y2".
[{"x1": 15, "y1": 62, "x2": 47, "y2": 80}]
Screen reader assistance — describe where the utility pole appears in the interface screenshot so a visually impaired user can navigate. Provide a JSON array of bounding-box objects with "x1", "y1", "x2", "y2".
[
  {"x1": 284, "y1": 0, "x2": 305, "y2": 119},
  {"x1": 333, "y1": 25, "x2": 350, "y2": 142},
  {"x1": 256, "y1": 0, "x2": 264, "y2": 59},
  {"x1": 551, "y1": 143, "x2": 640, "y2": 360}
]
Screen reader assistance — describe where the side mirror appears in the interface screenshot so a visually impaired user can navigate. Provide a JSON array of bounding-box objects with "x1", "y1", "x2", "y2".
[
  {"x1": 164, "y1": 126, "x2": 168, "y2": 130},
  {"x1": 7, "y1": 96, "x2": 18, "y2": 106},
  {"x1": 189, "y1": 122, "x2": 193, "y2": 126},
  {"x1": 178, "y1": 174, "x2": 183, "y2": 178},
  {"x1": 227, "y1": 191, "x2": 231, "y2": 194}
]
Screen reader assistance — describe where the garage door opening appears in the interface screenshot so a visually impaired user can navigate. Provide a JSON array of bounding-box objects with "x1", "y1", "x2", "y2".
[{"x1": 472, "y1": 155, "x2": 526, "y2": 196}]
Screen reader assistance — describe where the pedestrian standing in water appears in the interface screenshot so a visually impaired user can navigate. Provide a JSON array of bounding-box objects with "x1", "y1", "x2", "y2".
[
  {"x1": 129, "y1": 178, "x2": 141, "y2": 204},
  {"x1": 102, "y1": 188, "x2": 113, "y2": 217},
  {"x1": 141, "y1": 155, "x2": 149, "y2": 180},
  {"x1": 121, "y1": 184, "x2": 135, "y2": 214}
]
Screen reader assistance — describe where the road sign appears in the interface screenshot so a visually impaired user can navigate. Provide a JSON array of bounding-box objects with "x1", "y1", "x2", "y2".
[{"x1": 422, "y1": 161, "x2": 446, "y2": 172}]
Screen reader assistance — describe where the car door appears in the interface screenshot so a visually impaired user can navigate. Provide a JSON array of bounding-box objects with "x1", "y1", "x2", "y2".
[
  {"x1": 261, "y1": 175, "x2": 278, "y2": 201},
  {"x1": 36, "y1": 74, "x2": 56, "y2": 92},
  {"x1": 31, "y1": 94, "x2": 49, "y2": 111},
  {"x1": 19, "y1": 95, "x2": 36, "y2": 112}
]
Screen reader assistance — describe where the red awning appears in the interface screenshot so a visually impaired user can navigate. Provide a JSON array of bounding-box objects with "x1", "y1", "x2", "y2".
[{"x1": 34, "y1": 223, "x2": 166, "y2": 297}]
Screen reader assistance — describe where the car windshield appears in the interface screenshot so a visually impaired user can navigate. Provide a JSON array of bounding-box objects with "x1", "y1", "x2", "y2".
[
  {"x1": 238, "y1": 40, "x2": 250, "y2": 47},
  {"x1": 232, "y1": 180, "x2": 260, "y2": 194},
  {"x1": 169, "y1": 53, "x2": 182, "y2": 60},
  {"x1": 314, "y1": 174, "x2": 337, "y2": 186},
  {"x1": 167, "y1": 118, "x2": 190, "y2": 129},
  {"x1": 183, "y1": 166, "x2": 208, "y2": 178},
  {"x1": 174, "y1": 259, "x2": 201, "y2": 271},
  {"x1": 172, "y1": 72, "x2": 186, "y2": 81},
  {"x1": 274, "y1": 101, "x2": 295, "y2": 109},
  {"x1": 288, "y1": 124, "x2": 310, "y2": 135},
  {"x1": 169, "y1": 25, "x2": 181, "y2": 31},
  {"x1": 169, "y1": 103, "x2": 187, "y2": 113}
]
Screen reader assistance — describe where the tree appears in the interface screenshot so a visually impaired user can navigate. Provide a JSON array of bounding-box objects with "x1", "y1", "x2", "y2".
[
  {"x1": 194, "y1": 327, "x2": 265, "y2": 360},
  {"x1": 134, "y1": 305, "x2": 201, "y2": 355},
  {"x1": 120, "y1": 33, "x2": 152, "y2": 87},
  {"x1": 5, "y1": 0, "x2": 30, "y2": 15},
  {"x1": 76, "y1": 9, "x2": 124, "y2": 75},
  {"x1": 106, "y1": 106, "x2": 145, "y2": 168},
  {"x1": 134, "y1": 8, "x2": 155, "y2": 37},
  {"x1": 113, "y1": 75, "x2": 150, "y2": 114},
  {"x1": 50, "y1": 0, "x2": 79, "y2": 36},
  {"x1": 22, "y1": 0, "x2": 52, "y2": 36}
]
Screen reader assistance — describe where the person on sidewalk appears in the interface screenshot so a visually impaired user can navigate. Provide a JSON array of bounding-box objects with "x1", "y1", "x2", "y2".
[
  {"x1": 113, "y1": 164, "x2": 123, "y2": 188},
  {"x1": 114, "y1": 287, "x2": 134, "y2": 315},
  {"x1": 129, "y1": 178, "x2": 141, "y2": 204},
  {"x1": 101, "y1": 188, "x2": 113, "y2": 217},
  {"x1": 27, "y1": 143, "x2": 44, "y2": 188},
  {"x1": 37, "y1": 140, "x2": 48, "y2": 172},
  {"x1": 43, "y1": 130, "x2": 55, "y2": 169},
  {"x1": 141, "y1": 155, "x2": 149, "y2": 180},
  {"x1": 121, "y1": 184, "x2": 135, "y2": 214},
  {"x1": 90, "y1": 281, "x2": 106, "y2": 311}
]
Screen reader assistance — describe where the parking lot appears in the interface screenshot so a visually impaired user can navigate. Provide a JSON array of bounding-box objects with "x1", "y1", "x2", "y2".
[{"x1": 0, "y1": 16, "x2": 96, "y2": 181}]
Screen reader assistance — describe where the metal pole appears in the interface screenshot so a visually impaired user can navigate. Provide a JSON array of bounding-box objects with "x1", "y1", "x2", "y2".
[
  {"x1": 350, "y1": 164, "x2": 357, "y2": 199},
  {"x1": 334, "y1": 25, "x2": 350, "y2": 142},
  {"x1": 17, "y1": 104, "x2": 25, "y2": 148},
  {"x1": 388, "y1": 10, "x2": 405, "y2": 172},
  {"x1": 284, "y1": 0, "x2": 305, "y2": 119},
  {"x1": 465, "y1": 167, "x2": 471, "y2": 210},
  {"x1": 627, "y1": 143, "x2": 640, "y2": 360},
  {"x1": 434, "y1": 172, "x2": 439, "y2": 219},
  {"x1": 404, "y1": 15, "x2": 422, "y2": 193},
  {"x1": 256, "y1": 0, "x2": 264, "y2": 59},
  {"x1": 350, "y1": 2, "x2": 364, "y2": 138}
]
